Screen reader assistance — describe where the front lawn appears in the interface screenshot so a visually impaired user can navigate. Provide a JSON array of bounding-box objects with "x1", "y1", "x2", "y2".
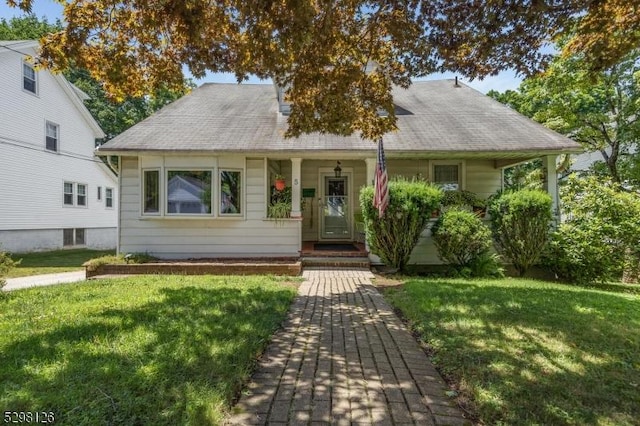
[
  {"x1": 0, "y1": 275, "x2": 297, "y2": 425},
  {"x1": 383, "y1": 277, "x2": 640, "y2": 425},
  {"x1": 7, "y1": 249, "x2": 116, "y2": 278}
]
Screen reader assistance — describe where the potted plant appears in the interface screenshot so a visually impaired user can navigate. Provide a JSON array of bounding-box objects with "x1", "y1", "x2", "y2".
[
  {"x1": 268, "y1": 200, "x2": 291, "y2": 220},
  {"x1": 274, "y1": 173, "x2": 286, "y2": 191},
  {"x1": 471, "y1": 197, "x2": 487, "y2": 217},
  {"x1": 268, "y1": 185, "x2": 291, "y2": 223}
]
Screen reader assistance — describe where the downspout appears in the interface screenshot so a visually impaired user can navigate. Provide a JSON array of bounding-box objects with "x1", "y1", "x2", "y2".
[{"x1": 106, "y1": 155, "x2": 120, "y2": 177}]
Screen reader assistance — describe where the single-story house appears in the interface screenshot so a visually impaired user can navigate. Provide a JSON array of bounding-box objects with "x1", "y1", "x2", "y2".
[{"x1": 97, "y1": 79, "x2": 581, "y2": 263}]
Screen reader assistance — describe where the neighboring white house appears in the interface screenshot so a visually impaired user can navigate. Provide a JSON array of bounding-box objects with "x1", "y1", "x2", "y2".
[
  {"x1": 97, "y1": 80, "x2": 582, "y2": 264},
  {"x1": 0, "y1": 40, "x2": 117, "y2": 252}
]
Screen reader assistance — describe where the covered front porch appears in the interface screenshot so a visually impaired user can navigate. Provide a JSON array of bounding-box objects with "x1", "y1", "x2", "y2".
[{"x1": 267, "y1": 153, "x2": 563, "y2": 264}]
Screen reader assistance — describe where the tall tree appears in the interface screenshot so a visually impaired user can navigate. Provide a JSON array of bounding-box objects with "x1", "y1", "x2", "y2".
[
  {"x1": 6, "y1": 0, "x2": 640, "y2": 139},
  {"x1": 1, "y1": 15, "x2": 191, "y2": 143},
  {"x1": 489, "y1": 49, "x2": 640, "y2": 184},
  {"x1": 0, "y1": 14, "x2": 61, "y2": 39}
]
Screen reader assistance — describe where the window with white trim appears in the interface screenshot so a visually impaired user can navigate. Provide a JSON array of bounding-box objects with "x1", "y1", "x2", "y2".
[
  {"x1": 97, "y1": 186, "x2": 102, "y2": 201},
  {"x1": 63, "y1": 182, "x2": 74, "y2": 206},
  {"x1": 64, "y1": 182, "x2": 88, "y2": 207},
  {"x1": 46, "y1": 121, "x2": 59, "y2": 152},
  {"x1": 23, "y1": 61, "x2": 37, "y2": 94},
  {"x1": 220, "y1": 170, "x2": 242, "y2": 215},
  {"x1": 143, "y1": 170, "x2": 160, "y2": 214},
  {"x1": 141, "y1": 166, "x2": 244, "y2": 217},
  {"x1": 77, "y1": 184, "x2": 87, "y2": 206},
  {"x1": 167, "y1": 170, "x2": 212, "y2": 215},
  {"x1": 105, "y1": 188, "x2": 114, "y2": 208},
  {"x1": 433, "y1": 164, "x2": 461, "y2": 191}
]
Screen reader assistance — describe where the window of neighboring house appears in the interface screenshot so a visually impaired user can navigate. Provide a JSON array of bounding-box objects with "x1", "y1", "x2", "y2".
[
  {"x1": 23, "y1": 61, "x2": 37, "y2": 94},
  {"x1": 46, "y1": 121, "x2": 59, "y2": 152},
  {"x1": 143, "y1": 170, "x2": 160, "y2": 214},
  {"x1": 105, "y1": 188, "x2": 114, "y2": 208},
  {"x1": 64, "y1": 182, "x2": 88, "y2": 207},
  {"x1": 77, "y1": 184, "x2": 87, "y2": 206},
  {"x1": 97, "y1": 186, "x2": 102, "y2": 201},
  {"x1": 166, "y1": 170, "x2": 212, "y2": 215},
  {"x1": 63, "y1": 228, "x2": 85, "y2": 247},
  {"x1": 75, "y1": 228, "x2": 85, "y2": 245},
  {"x1": 63, "y1": 182, "x2": 74, "y2": 206},
  {"x1": 433, "y1": 164, "x2": 461, "y2": 191},
  {"x1": 63, "y1": 229, "x2": 74, "y2": 246},
  {"x1": 220, "y1": 170, "x2": 242, "y2": 215}
]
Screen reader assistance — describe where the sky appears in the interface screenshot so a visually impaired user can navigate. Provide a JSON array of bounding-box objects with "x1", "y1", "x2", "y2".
[{"x1": 1, "y1": 1, "x2": 523, "y2": 94}]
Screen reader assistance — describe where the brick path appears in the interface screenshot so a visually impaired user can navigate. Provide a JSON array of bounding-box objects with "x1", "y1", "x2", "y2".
[{"x1": 227, "y1": 269, "x2": 469, "y2": 425}]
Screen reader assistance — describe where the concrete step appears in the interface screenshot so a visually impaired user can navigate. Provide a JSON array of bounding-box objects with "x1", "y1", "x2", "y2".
[{"x1": 302, "y1": 256, "x2": 371, "y2": 269}]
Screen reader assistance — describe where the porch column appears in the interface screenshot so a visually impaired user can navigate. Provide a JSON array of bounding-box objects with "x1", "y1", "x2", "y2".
[
  {"x1": 543, "y1": 155, "x2": 559, "y2": 218},
  {"x1": 365, "y1": 158, "x2": 377, "y2": 186},
  {"x1": 290, "y1": 157, "x2": 302, "y2": 218}
]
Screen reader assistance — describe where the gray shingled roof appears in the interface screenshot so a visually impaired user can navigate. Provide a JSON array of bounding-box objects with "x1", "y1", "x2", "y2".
[{"x1": 98, "y1": 79, "x2": 581, "y2": 156}]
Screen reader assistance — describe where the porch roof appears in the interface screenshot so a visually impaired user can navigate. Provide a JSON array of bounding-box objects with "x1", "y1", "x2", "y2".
[{"x1": 97, "y1": 80, "x2": 581, "y2": 156}]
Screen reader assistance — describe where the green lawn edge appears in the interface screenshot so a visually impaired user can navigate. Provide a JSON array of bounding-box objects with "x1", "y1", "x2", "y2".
[
  {"x1": 382, "y1": 277, "x2": 640, "y2": 425},
  {"x1": 0, "y1": 275, "x2": 297, "y2": 425}
]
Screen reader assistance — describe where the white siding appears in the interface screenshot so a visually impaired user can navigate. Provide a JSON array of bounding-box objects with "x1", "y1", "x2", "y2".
[
  {"x1": 119, "y1": 156, "x2": 300, "y2": 259},
  {"x1": 0, "y1": 45, "x2": 117, "y2": 251},
  {"x1": 115, "y1": 153, "x2": 501, "y2": 262}
]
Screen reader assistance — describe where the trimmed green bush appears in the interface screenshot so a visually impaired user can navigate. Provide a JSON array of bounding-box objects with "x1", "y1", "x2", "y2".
[
  {"x1": 432, "y1": 208, "x2": 492, "y2": 266},
  {"x1": 544, "y1": 175, "x2": 640, "y2": 283},
  {"x1": 489, "y1": 189, "x2": 552, "y2": 277},
  {"x1": 360, "y1": 178, "x2": 442, "y2": 272},
  {"x1": 0, "y1": 249, "x2": 19, "y2": 288}
]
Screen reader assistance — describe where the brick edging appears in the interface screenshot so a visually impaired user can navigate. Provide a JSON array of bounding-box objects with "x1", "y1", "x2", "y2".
[{"x1": 86, "y1": 262, "x2": 302, "y2": 278}]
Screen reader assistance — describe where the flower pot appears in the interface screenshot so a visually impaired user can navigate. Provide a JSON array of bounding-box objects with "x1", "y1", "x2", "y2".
[
  {"x1": 473, "y1": 206, "x2": 487, "y2": 218},
  {"x1": 275, "y1": 179, "x2": 286, "y2": 191}
]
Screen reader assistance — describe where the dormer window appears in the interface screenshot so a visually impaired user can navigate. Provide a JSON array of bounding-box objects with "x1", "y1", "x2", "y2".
[
  {"x1": 23, "y1": 61, "x2": 37, "y2": 94},
  {"x1": 275, "y1": 85, "x2": 291, "y2": 116}
]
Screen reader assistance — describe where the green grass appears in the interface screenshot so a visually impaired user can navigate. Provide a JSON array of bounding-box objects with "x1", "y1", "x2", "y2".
[
  {"x1": 7, "y1": 249, "x2": 116, "y2": 278},
  {"x1": 0, "y1": 275, "x2": 297, "y2": 425},
  {"x1": 383, "y1": 277, "x2": 640, "y2": 425}
]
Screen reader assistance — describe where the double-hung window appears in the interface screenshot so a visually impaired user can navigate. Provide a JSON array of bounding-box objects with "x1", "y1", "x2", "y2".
[
  {"x1": 64, "y1": 182, "x2": 88, "y2": 207},
  {"x1": 63, "y1": 182, "x2": 74, "y2": 206},
  {"x1": 77, "y1": 184, "x2": 87, "y2": 206},
  {"x1": 46, "y1": 121, "x2": 59, "y2": 152},
  {"x1": 105, "y1": 188, "x2": 114, "y2": 208},
  {"x1": 23, "y1": 62, "x2": 37, "y2": 94}
]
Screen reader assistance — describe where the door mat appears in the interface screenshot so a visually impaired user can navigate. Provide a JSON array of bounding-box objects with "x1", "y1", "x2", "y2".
[{"x1": 313, "y1": 243, "x2": 359, "y2": 251}]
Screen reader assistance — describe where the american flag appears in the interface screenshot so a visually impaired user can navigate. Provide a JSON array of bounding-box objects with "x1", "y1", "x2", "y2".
[{"x1": 374, "y1": 137, "x2": 389, "y2": 217}]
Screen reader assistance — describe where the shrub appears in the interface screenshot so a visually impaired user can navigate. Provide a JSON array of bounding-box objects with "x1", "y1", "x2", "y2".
[
  {"x1": 489, "y1": 189, "x2": 552, "y2": 277},
  {"x1": 432, "y1": 208, "x2": 493, "y2": 268},
  {"x1": 544, "y1": 175, "x2": 640, "y2": 284},
  {"x1": 360, "y1": 178, "x2": 442, "y2": 272},
  {"x1": 0, "y1": 249, "x2": 20, "y2": 289},
  {"x1": 84, "y1": 252, "x2": 156, "y2": 272},
  {"x1": 468, "y1": 251, "x2": 505, "y2": 278}
]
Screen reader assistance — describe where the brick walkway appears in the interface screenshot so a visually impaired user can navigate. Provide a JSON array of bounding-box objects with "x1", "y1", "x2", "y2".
[{"x1": 227, "y1": 269, "x2": 469, "y2": 425}]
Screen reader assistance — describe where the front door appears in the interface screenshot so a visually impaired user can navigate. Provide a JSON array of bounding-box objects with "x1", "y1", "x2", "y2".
[{"x1": 321, "y1": 176, "x2": 351, "y2": 239}]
